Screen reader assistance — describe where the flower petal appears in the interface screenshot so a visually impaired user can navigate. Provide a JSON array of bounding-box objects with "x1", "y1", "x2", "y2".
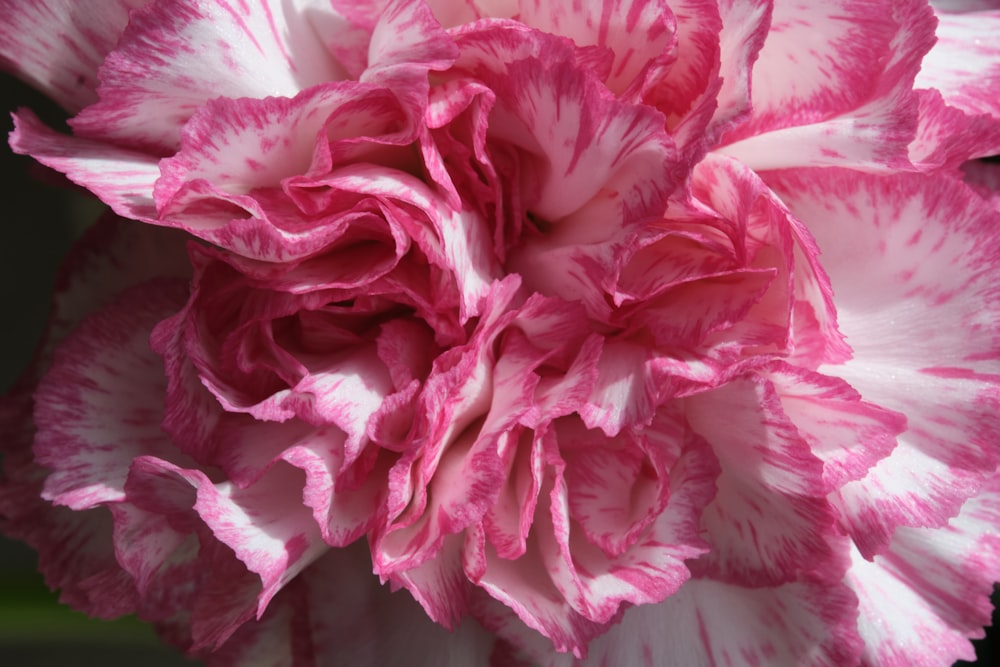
[
  {"x1": 768, "y1": 168, "x2": 1000, "y2": 556},
  {"x1": 34, "y1": 280, "x2": 189, "y2": 510},
  {"x1": 767, "y1": 363, "x2": 906, "y2": 491},
  {"x1": 512, "y1": 0, "x2": 677, "y2": 97},
  {"x1": 915, "y1": 7, "x2": 1000, "y2": 121},
  {"x1": 453, "y1": 27, "x2": 676, "y2": 225},
  {"x1": 212, "y1": 543, "x2": 497, "y2": 667}
]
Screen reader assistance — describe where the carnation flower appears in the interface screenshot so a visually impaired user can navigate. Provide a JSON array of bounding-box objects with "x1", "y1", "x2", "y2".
[{"x1": 2, "y1": 0, "x2": 1000, "y2": 665}]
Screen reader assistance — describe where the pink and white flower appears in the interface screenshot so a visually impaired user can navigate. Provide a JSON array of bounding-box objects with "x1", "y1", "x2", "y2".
[{"x1": 2, "y1": 0, "x2": 1000, "y2": 665}]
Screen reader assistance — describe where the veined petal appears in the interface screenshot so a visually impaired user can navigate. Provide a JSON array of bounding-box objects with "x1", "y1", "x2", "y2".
[
  {"x1": 767, "y1": 363, "x2": 906, "y2": 491},
  {"x1": 581, "y1": 338, "x2": 721, "y2": 436},
  {"x1": 154, "y1": 82, "x2": 415, "y2": 219},
  {"x1": 119, "y1": 460, "x2": 268, "y2": 649},
  {"x1": 909, "y1": 88, "x2": 1000, "y2": 171},
  {"x1": 127, "y1": 456, "x2": 328, "y2": 621},
  {"x1": 0, "y1": 0, "x2": 147, "y2": 113},
  {"x1": 213, "y1": 543, "x2": 496, "y2": 667},
  {"x1": 538, "y1": 413, "x2": 716, "y2": 627},
  {"x1": 704, "y1": 0, "x2": 771, "y2": 142},
  {"x1": 361, "y1": 0, "x2": 459, "y2": 101},
  {"x1": 641, "y1": 0, "x2": 720, "y2": 128},
  {"x1": 0, "y1": 217, "x2": 190, "y2": 623},
  {"x1": 768, "y1": 168, "x2": 1000, "y2": 555},
  {"x1": 70, "y1": 0, "x2": 344, "y2": 152},
  {"x1": 453, "y1": 28, "x2": 676, "y2": 224}
]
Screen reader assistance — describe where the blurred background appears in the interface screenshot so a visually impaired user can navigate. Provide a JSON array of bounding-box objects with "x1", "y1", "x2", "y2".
[{"x1": 0, "y1": 57, "x2": 998, "y2": 667}]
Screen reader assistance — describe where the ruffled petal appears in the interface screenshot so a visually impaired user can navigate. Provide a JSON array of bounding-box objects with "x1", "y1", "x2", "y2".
[
  {"x1": 915, "y1": 7, "x2": 1000, "y2": 121},
  {"x1": 511, "y1": 0, "x2": 677, "y2": 97},
  {"x1": 34, "y1": 280, "x2": 189, "y2": 510},
  {"x1": 452, "y1": 27, "x2": 676, "y2": 226},
  {"x1": 211, "y1": 543, "x2": 496, "y2": 667},
  {"x1": 0, "y1": 217, "x2": 190, "y2": 620},
  {"x1": 704, "y1": 0, "x2": 772, "y2": 141},
  {"x1": 127, "y1": 456, "x2": 328, "y2": 617},
  {"x1": 360, "y1": 0, "x2": 458, "y2": 107},
  {"x1": 767, "y1": 363, "x2": 906, "y2": 491}
]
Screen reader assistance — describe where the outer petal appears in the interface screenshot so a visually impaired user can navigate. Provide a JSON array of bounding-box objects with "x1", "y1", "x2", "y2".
[
  {"x1": 1, "y1": 216, "x2": 189, "y2": 618},
  {"x1": 848, "y1": 477, "x2": 1000, "y2": 667},
  {"x1": 127, "y1": 456, "x2": 328, "y2": 618},
  {"x1": 909, "y1": 88, "x2": 1000, "y2": 174},
  {"x1": 767, "y1": 364, "x2": 906, "y2": 491},
  {"x1": 767, "y1": 168, "x2": 1000, "y2": 556},
  {"x1": 69, "y1": 0, "x2": 344, "y2": 152},
  {"x1": 0, "y1": 0, "x2": 148, "y2": 112},
  {"x1": 10, "y1": 110, "x2": 160, "y2": 221}
]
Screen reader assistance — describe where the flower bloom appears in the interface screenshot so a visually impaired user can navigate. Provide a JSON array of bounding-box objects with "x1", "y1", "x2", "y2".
[{"x1": 2, "y1": 0, "x2": 1000, "y2": 664}]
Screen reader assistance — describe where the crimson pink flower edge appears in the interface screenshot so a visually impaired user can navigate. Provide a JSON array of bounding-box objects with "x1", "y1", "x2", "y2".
[{"x1": 1, "y1": 0, "x2": 999, "y2": 666}]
